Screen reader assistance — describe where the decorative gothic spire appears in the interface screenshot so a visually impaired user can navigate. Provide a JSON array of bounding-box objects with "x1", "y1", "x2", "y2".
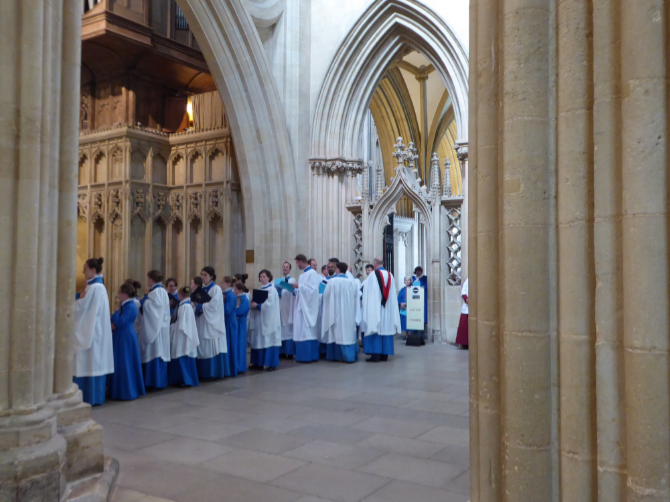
[
  {"x1": 430, "y1": 153, "x2": 440, "y2": 200},
  {"x1": 361, "y1": 163, "x2": 369, "y2": 203},
  {"x1": 443, "y1": 157, "x2": 452, "y2": 197},
  {"x1": 392, "y1": 137, "x2": 406, "y2": 170},
  {"x1": 375, "y1": 163, "x2": 384, "y2": 200}
]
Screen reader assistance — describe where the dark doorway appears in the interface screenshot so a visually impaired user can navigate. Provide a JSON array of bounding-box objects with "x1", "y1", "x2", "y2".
[{"x1": 384, "y1": 213, "x2": 394, "y2": 273}]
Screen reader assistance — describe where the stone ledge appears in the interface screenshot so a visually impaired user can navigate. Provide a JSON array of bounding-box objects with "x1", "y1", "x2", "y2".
[{"x1": 63, "y1": 457, "x2": 119, "y2": 502}]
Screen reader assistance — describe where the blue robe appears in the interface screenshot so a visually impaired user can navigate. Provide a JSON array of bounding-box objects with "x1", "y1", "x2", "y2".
[
  {"x1": 412, "y1": 275, "x2": 428, "y2": 316},
  {"x1": 236, "y1": 295, "x2": 250, "y2": 373},
  {"x1": 397, "y1": 287, "x2": 408, "y2": 332},
  {"x1": 108, "y1": 300, "x2": 146, "y2": 400},
  {"x1": 169, "y1": 292, "x2": 179, "y2": 316},
  {"x1": 224, "y1": 289, "x2": 239, "y2": 377},
  {"x1": 141, "y1": 283, "x2": 169, "y2": 389}
]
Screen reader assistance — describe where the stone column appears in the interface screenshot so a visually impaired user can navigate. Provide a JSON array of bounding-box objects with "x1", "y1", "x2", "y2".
[
  {"x1": 0, "y1": 0, "x2": 114, "y2": 498},
  {"x1": 469, "y1": 0, "x2": 670, "y2": 500}
]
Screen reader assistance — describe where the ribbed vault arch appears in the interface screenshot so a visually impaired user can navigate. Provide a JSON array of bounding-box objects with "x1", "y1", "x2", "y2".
[
  {"x1": 176, "y1": 0, "x2": 298, "y2": 269},
  {"x1": 311, "y1": 0, "x2": 468, "y2": 161}
]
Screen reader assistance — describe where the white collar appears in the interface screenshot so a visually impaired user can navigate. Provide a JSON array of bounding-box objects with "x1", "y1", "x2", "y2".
[{"x1": 121, "y1": 298, "x2": 133, "y2": 306}]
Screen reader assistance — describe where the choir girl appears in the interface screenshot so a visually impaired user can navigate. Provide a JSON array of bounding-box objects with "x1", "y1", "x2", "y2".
[
  {"x1": 195, "y1": 267, "x2": 230, "y2": 379},
  {"x1": 168, "y1": 286, "x2": 200, "y2": 386},
  {"x1": 278, "y1": 261, "x2": 297, "y2": 358},
  {"x1": 108, "y1": 282, "x2": 146, "y2": 400},
  {"x1": 140, "y1": 270, "x2": 171, "y2": 388},
  {"x1": 249, "y1": 269, "x2": 282, "y2": 371},
  {"x1": 125, "y1": 279, "x2": 143, "y2": 339},
  {"x1": 221, "y1": 276, "x2": 239, "y2": 376},
  {"x1": 73, "y1": 257, "x2": 114, "y2": 406},
  {"x1": 190, "y1": 276, "x2": 203, "y2": 295},
  {"x1": 234, "y1": 282, "x2": 250, "y2": 372},
  {"x1": 166, "y1": 278, "x2": 179, "y2": 315}
]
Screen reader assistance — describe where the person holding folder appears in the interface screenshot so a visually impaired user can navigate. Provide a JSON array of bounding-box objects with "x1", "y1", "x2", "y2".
[
  {"x1": 249, "y1": 270, "x2": 282, "y2": 371},
  {"x1": 194, "y1": 267, "x2": 229, "y2": 379}
]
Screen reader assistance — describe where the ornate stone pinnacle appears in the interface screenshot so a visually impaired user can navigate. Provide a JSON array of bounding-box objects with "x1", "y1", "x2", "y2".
[
  {"x1": 443, "y1": 157, "x2": 452, "y2": 197},
  {"x1": 430, "y1": 153, "x2": 440, "y2": 196},
  {"x1": 392, "y1": 137, "x2": 406, "y2": 168},
  {"x1": 375, "y1": 164, "x2": 384, "y2": 200}
]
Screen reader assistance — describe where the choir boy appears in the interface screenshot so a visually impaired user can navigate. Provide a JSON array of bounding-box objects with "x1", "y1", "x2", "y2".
[
  {"x1": 321, "y1": 262, "x2": 361, "y2": 363},
  {"x1": 278, "y1": 262, "x2": 297, "y2": 358}
]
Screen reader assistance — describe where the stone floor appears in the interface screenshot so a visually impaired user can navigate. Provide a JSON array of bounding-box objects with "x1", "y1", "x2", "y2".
[{"x1": 99, "y1": 339, "x2": 470, "y2": 502}]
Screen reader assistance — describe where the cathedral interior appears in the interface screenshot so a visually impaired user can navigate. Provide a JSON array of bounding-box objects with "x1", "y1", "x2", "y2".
[{"x1": 1, "y1": 0, "x2": 669, "y2": 501}]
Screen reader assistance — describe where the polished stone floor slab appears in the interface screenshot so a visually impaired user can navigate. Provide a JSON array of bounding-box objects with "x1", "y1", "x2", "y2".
[{"x1": 105, "y1": 340, "x2": 470, "y2": 502}]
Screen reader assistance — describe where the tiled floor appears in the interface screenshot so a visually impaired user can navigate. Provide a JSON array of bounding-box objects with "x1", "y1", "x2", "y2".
[{"x1": 102, "y1": 339, "x2": 470, "y2": 502}]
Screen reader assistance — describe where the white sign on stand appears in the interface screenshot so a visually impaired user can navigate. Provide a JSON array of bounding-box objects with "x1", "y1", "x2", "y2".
[{"x1": 406, "y1": 286, "x2": 425, "y2": 331}]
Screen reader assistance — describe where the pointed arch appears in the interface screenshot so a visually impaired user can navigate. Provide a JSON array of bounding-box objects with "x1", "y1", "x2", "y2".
[{"x1": 311, "y1": 0, "x2": 468, "y2": 161}]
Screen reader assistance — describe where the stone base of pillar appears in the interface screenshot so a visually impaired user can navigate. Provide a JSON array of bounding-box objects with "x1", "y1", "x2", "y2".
[{"x1": 63, "y1": 457, "x2": 119, "y2": 502}]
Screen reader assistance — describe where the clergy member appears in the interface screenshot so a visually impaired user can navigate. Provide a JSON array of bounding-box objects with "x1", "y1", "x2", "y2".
[
  {"x1": 195, "y1": 267, "x2": 229, "y2": 379},
  {"x1": 168, "y1": 286, "x2": 200, "y2": 386},
  {"x1": 249, "y1": 269, "x2": 282, "y2": 370},
  {"x1": 455, "y1": 278, "x2": 469, "y2": 349},
  {"x1": 321, "y1": 262, "x2": 361, "y2": 363},
  {"x1": 140, "y1": 270, "x2": 171, "y2": 388},
  {"x1": 108, "y1": 282, "x2": 145, "y2": 400},
  {"x1": 278, "y1": 261, "x2": 297, "y2": 359},
  {"x1": 292, "y1": 254, "x2": 321, "y2": 362},
  {"x1": 73, "y1": 257, "x2": 114, "y2": 406},
  {"x1": 361, "y1": 257, "x2": 401, "y2": 362}
]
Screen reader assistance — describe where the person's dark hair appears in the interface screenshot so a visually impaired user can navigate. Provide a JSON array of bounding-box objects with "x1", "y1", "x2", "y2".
[
  {"x1": 192, "y1": 276, "x2": 203, "y2": 288},
  {"x1": 222, "y1": 276, "x2": 234, "y2": 286},
  {"x1": 166, "y1": 277, "x2": 177, "y2": 288},
  {"x1": 201, "y1": 266, "x2": 216, "y2": 281},
  {"x1": 328, "y1": 257, "x2": 340, "y2": 264},
  {"x1": 321, "y1": 265, "x2": 328, "y2": 273},
  {"x1": 295, "y1": 254, "x2": 307, "y2": 262},
  {"x1": 365, "y1": 264, "x2": 374, "y2": 271},
  {"x1": 234, "y1": 282, "x2": 249, "y2": 293},
  {"x1": 283, "y1": 261, "x2": 292, "y2": 270},
  {"x1": 179, "y1": 286, "x2": 191, "y2": 296},
  {"x1": 85, "y1": 257, "x2": 104, "y2": 273},
  {"x1": 337, "y1": 262, "x2": 348, "y2": 274},
  {"x1": 414, "y1": 266, "x2": 423, "y2": 274},
  {"x1": 309, "y1": 258, "x2": 316, "y2": 265},
  {"x1": 234, "y1": 273, "x2": 248, "y2": 284},
  {"x1": 119, "y1": 283, "x2": 136, "y2": 297},
  {"x1": 147, "y1": 270, "x2": 164, "y2": 283},
  {"x1": 124, "y1": 279, "x2": 142, "y2": 297},
  {"x1": 259, "y1": 269, "x2": 273, "y2": 281}
]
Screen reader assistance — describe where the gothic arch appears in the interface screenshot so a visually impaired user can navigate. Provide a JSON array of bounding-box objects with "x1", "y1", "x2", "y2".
[
  {"x1": 176, "y1": 0, "x2": 299, "y2": 267},
  {"x1": 311, "y1": 0, "x2": 468, "y2": 161}
]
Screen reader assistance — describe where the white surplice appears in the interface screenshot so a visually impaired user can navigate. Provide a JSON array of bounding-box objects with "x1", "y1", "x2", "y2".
[
  {"x1": 196, "y1": 283, "x2": 228, "y2": 358},
  {"x1": 73, "y1": 280, "x2": 114, "y2": 377},
  {"x1": 361, "y1": 268, "x2": 402, "y2": 337},
  {"x1": 321, "y1": 275, "x2": 361, "y2": 346},
  {"x1": 292, "y1": 268, "x2": 321, "y2": 342},
  {"x1": 170, "y1": 299, "x2": 199, "y2": 359},
  {"x1": 141, "y1": 284, "x2": 171, "y2": 363},
  {"x1": 279, "y1": 276, "x2": 297, "y2": 341},
  {"x1": 461, "y1": 278, "x2": 469, "y2": 315},
  {"x1": 249, "y1": 284, "x2": 282, "y2": 349}
]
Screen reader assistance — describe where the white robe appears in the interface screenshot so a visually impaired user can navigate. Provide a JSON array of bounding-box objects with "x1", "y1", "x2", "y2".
[
  {"x1": 73, "y1": 281, "x2": 114, "y2": 377},
  {"x1": 279, "y1": 277, "x2": 297, "y2": 341},
  {"x1": 461, "y1": 279, "x2": 469, "y2": 315},
  {"x1": 361, "y1": 269, "x2": 402, "y2": 337},
  {"x1": 249, "y1": 285, "x2": 282, "y2": 349},
  {"x1": 171, "y1": 300, "x2": 199, "y2": 359},
  {"x1": 321, "y1": 276, "x2": 361, "y2": 346},
  {"x1": 196, "y1": 283, "x2": 228, "y2": 358},
  {"x1": 292, "y1": 268, "x2": 321, "y2": 342},
  {"x1": 141, "y1": 285, "x2": 171, "y2": 363}
]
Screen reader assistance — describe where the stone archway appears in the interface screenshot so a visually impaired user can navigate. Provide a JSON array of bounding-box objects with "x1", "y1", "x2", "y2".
[{"x1": 176, "y1": 0, "x2": 300, "y2": 270}]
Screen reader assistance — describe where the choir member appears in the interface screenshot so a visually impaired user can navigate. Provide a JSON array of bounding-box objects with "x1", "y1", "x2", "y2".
[
  {"x1": 455, "y1": 278, "x2": 469, "y2": 349},
  {"x1": 234, "y1": 282, "x2": 250, "y2": 372},
  {"x1": 397, "y1": 277, "x2": 413, "y2": 336},
  {"x1": 108, "y1": 282, "x2": 146, "y2": 400},
  {"x1": 221, "y1": 276, "x2": 239, "y2": 376},
  {"x1": 321, "y1": 262, "x2": 361, "y2": 363},
  {"x1": 278, "y1": 262, "x2": 297, "y2": 358},
  {"x1": 234, "y1": 273, "x2": 251, "y2": 305},
  {"x1": 361, "y1": 257, "x2": 401, "y2": 362},
  {"x1": 140, "y1": 270, "x2": 171, "y2": 388},
  {"x1": 166, "y1": 278, "x2": 179, "y2": 316},
  {"x1": 168, "y1": 286, "x2": 200, "y2": 386},
  {"x1": 194, "y1": 267, "x2": 229, "y2": 379},
  {"x1": 359, "y1": 263, "x2": 374, "y2": 344},
  {"x1": 73, "y1": 257, "x2": 114, "y2": 406},
  {"x1": 249, "y1": 270, "x2": 282, "y2": 371},
  {"x1": 291, "y1": 254, "x2": 321, "y2": 362},
  {"x1": 320, "y1": 265, "x2": 328, "y2": 279},
  {"x1": 309, "y1": 258, "x2": 317, "y2": 272},
  {"x1": 125, "y1": 279, "x2": 143, "y2": 339},
  {"x1": 412, "y1": 266, "x2": 428, "y2": 335}
]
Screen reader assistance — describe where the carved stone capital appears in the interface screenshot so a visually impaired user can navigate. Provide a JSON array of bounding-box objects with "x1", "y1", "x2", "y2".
[
  {"x1": 455, "y1": 142, "x2": 468, "y2": 162},
  {"x1": 309, "y1": 158, "x2": 365, "y2": 174}
]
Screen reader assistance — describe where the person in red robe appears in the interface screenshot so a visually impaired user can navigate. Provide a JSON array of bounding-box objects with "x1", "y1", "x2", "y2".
[{"x1": 455, "y1": 278, "x2": 469, "y2": 349}]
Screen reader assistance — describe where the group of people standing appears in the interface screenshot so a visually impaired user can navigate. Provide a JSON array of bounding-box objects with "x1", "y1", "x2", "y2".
[{"x1": 72, "y1": 253, "x2": 404, "y2": 406}]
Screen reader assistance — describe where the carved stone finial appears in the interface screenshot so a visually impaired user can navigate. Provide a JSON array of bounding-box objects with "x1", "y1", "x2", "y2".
[
  {"x1": 392, "y1": 137, "x2": 406, "y2": 169},
  {"x1": 430, "y1": 153, "x2": 441, "y2": 202},
  {"x1": 375, "y1": 164, "x2": 384, "y2": 200},
  {"x1": 443, "y1": 157, "x2": 452, "y2": 197},
  {"x1": 361, "y1": 165, "x2": 369, "y2": 203}
]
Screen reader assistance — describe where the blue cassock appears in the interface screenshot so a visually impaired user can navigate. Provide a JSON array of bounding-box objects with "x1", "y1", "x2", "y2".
[
  {"x1": 108, "y1": 300, "x2": 146, "y2": 401},
  {"x1": 224, "y1": 289, "x2": 239, "y2": 377},
  {"x1": 169, "y1": 292, "x2": 179, "y2": 315},
  {"x1": 412, "y1": 275, "x2": 428, "y2": 315},
  {"x1": 397, "y1": 287, "x2": 409, "y2": 332},
  {"x1": 235, "y1": 295, "x2": 250, "y2": 373}
]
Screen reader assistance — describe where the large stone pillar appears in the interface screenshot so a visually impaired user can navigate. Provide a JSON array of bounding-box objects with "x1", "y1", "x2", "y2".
[
  {"x1": 0, "y1": 1, "x2": 115, "y2": 499},
  {"x1": 469, "y1": 0, "x2": 670, "y2": 500}
]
